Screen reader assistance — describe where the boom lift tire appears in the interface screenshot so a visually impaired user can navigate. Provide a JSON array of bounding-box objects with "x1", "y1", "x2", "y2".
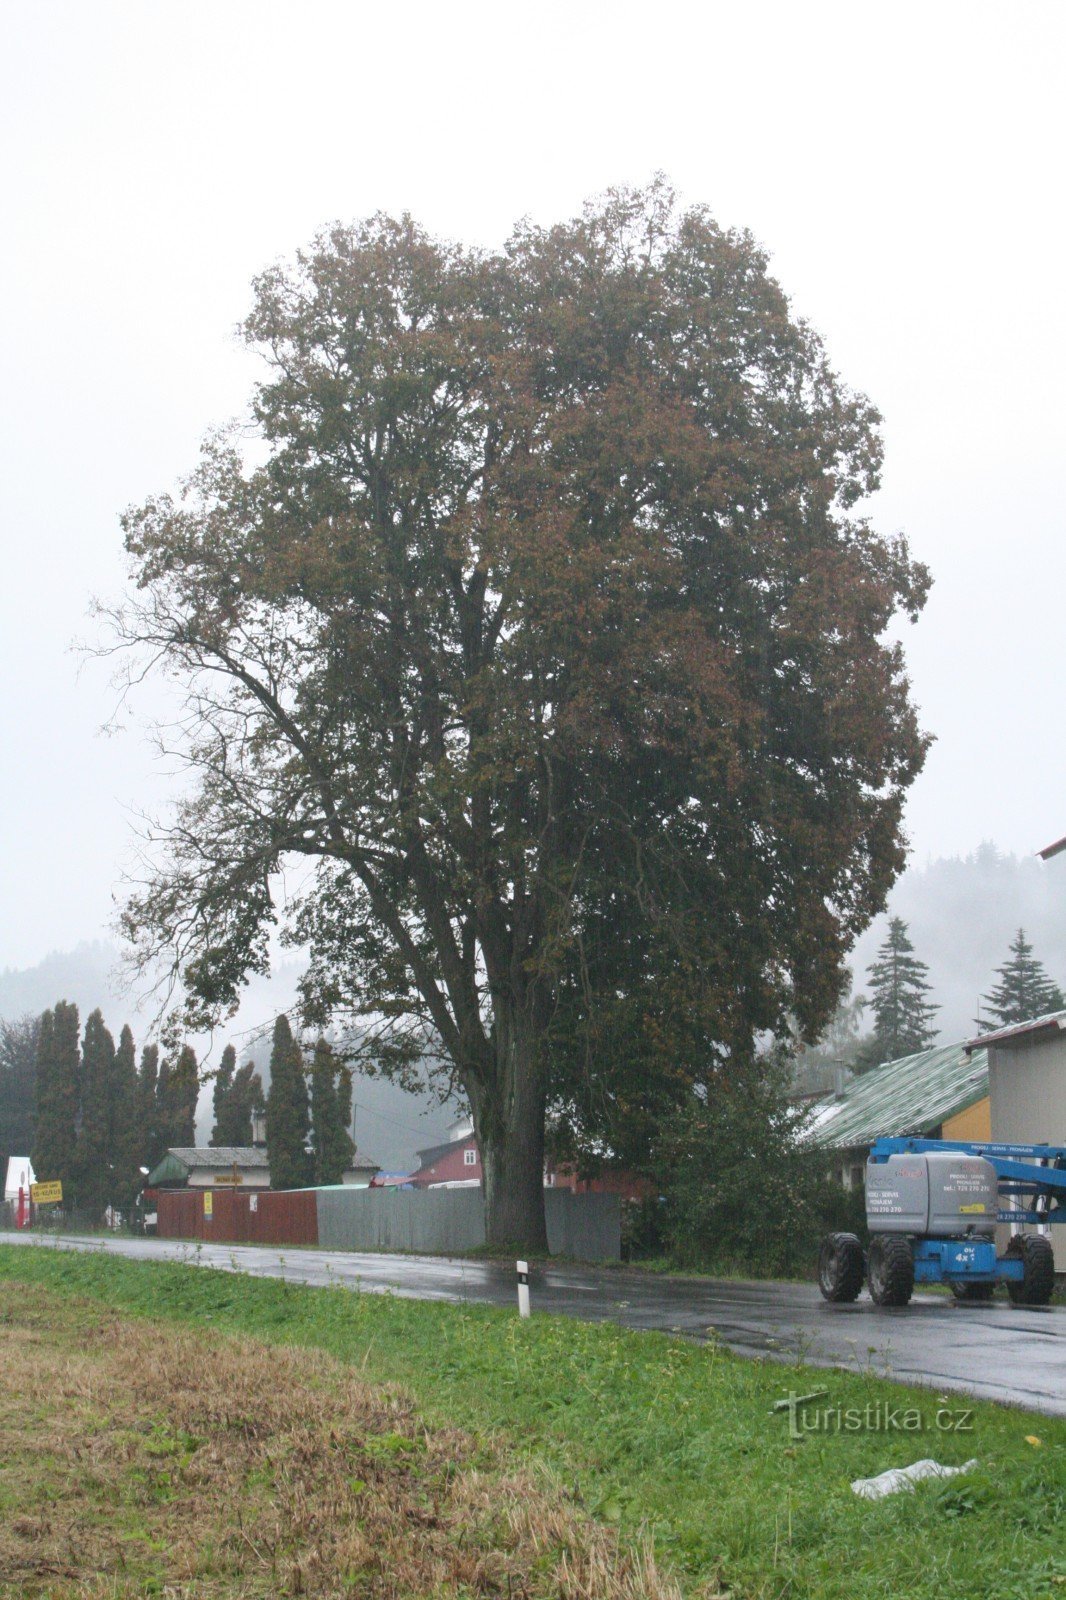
[
  {"x1": 818, "y1": 1232, "x2": 864, "y2": 1302},
  {"x1": 1005, "y1": 1234, "x2": 1055, "y2": 1307},
  {"x1": 867, "y1": 1234, "x2": 914, "y2": 1307}
]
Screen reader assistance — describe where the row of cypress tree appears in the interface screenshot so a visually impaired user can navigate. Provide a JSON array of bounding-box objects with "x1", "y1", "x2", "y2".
[
  {"x1": 27, "y1": 1003, "x2": 357, "y2": 1214},
  {"x1": 31, "y1": 1001, "x2": 198, "y2": 1217}
]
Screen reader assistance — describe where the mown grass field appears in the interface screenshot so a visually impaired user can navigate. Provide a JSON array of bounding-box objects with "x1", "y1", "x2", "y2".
[{"x1": 1, "y1": 1243, "x2": 1063, "y2": 1600}]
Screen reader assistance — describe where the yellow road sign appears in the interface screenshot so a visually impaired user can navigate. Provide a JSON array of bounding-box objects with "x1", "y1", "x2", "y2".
[
  {"x1": 31, "y1": 1180, "x2": 63, "y2": 1205},
  {"x1": 203, "y1": 1191, "x2": 213, "y2": 1218}
]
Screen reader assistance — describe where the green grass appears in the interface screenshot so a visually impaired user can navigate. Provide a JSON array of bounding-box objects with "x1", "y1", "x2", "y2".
[{"x1": 2, "y1": 1241, "x2": 1063, "y2": 1600}]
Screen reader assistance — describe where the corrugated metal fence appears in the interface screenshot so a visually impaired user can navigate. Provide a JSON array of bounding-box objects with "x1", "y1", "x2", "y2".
[{"x1": 157, "y1": 1185, "x2": 620, "y2": 1260}]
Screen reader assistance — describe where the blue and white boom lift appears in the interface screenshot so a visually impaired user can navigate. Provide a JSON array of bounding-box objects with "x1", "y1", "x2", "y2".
[{"x1": 818, "y1": 1138, "x2": 1065, "y2": 1307}]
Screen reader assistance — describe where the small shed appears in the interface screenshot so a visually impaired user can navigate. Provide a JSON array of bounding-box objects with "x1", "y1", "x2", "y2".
[
  {"x1": 146, "y1": 1145, "x2": 381, "y2": 1192},
  {"x1": 147, "y1": 1147, "x2": 273, "y2": 1190}
]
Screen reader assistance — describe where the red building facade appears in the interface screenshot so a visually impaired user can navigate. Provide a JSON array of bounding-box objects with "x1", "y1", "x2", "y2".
[{"x1": 407, "y1": 1132, "x2": 649, "y2": 1201}]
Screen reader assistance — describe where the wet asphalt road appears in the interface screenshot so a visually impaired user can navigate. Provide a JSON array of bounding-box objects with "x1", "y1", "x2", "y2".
[{"x1": 5, "y1": 1231, "x2": 1064, "y2": 1416}]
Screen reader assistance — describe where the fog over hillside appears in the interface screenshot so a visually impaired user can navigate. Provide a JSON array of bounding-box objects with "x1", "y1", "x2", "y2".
[{"x1": 849, "y1": 844, "x2": 1066, "y2": 1046}]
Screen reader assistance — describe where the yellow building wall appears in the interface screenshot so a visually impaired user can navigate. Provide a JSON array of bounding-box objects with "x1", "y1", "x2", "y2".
[{"x1": 942, "y1": 1096, "x2": 991, "y2": 1143}]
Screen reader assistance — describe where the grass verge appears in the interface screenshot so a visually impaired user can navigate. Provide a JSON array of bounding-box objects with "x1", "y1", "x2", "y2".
[
  {"x1": 0, "y1": 1280, "x2": 676, "y2": 1599},
  {"x1": 1, "y1": 1242, "x2": 1063, "y2": 1600}
]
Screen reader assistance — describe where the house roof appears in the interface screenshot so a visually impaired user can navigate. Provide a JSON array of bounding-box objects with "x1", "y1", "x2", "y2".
[
  {"x1": 806, "y1": 1041, "x2": 989, "y2": 1152},
  {"x1": 968, "y1": 1011, "x2": 1066, "y2": 1049},
  {"x1": 146, "y1": 1145, "x2": 381, "y2": 1187},
  {"x1": 168, "y1": 1146, "x2": 271, "y2": 1170},
  {"x1": 343, "y1": 1153, "x2": 380, "y2": 1173}
]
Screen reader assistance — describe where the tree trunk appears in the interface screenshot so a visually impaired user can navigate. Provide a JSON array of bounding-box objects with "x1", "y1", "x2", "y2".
[{"x1": 472, "y1": 1001, "x2": 549, "y2": 1254}]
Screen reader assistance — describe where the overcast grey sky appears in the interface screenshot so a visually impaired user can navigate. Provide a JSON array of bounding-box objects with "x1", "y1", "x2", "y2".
[{"x1": 1, "y1": 0, "x2": 1064, "y2": 972}]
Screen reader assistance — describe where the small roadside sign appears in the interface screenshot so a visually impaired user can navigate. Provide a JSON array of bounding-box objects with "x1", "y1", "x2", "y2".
[
  {"x1": 203, "y1": 1192, "x2": 213, "y2": 1219},
  {"x1": 31, "y1": 1180, "x2": 63, "y2": 1205}
]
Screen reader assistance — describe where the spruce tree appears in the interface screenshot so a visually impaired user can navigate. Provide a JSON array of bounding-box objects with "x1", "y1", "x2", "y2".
[
  {"x1": 210, "y1": 1043, "x2": 237, "y2": 1145},
  {"x1": 265, "y1": 1015, "x2": 312, "y2": 1189},
  {"x1": 32, "y1": 1001, "x2": 80, "y2": 1199},
  {"x1": 980, "y1": 928, "x2": 1066, "y2": 1030},
  {"x1": 865, "y1": 918, "x2": 938, "y2": 1062},
  {"x1": 310, "y1": 1038, "x2": 354, "y2": 1185},
  {"x1": 76, "y1": 1009, "x2": 116, "y2": 1219}
]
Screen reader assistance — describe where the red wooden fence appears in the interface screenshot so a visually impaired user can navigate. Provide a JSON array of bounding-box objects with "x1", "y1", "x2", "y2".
[{"x1": 157, "y1": 1187, "x2": 318, "y2": 1246}]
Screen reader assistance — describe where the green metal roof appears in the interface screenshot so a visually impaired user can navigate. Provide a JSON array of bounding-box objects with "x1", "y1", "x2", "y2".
[
  {"x1": 806, "y1": 1041, "x2": 989, "y2": 1152},
  {"x1": 145, "y1": 1152, "x2": 194, "y2": 1187}
]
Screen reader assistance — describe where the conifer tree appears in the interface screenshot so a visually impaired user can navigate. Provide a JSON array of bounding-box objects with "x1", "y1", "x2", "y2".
[
  {"x1": 265, "y1": 1015, "x2": 312, "y2": 1189},
  {"x1": 209, "y1": 1049, "x2": 264, "y2": 1146},
  {"x1": 0, "y1": 1015, "x2": 39, "y2": 1168},
  {"x1": 111, "y1": 1024, "x2": 141, "y2": 1213},
  {"x1": 865, "y1": 918, "x2": 938, "y2": 1062},
  {"x1": 224, "y1": 1060, "x2": 264, "y2": 1145},
  {"x1": 337, "y1": 1064, "x2": 353, "y2": 1145},
  {"x1": 310, "y1": 1038, "x2": 354, "y2": 1185},
  {"x1": 162, "y1": 1045, "x2": 199, "y2": 1146},
  {"x1": 210, "y1": 1043, "x2": 237, "y2": 1145},
  {"x1": 138, "y1": 1044, "x2": 165, "y2": 1171},
  {"x1": 243, "y1": 1065, "x2": 266, "y2": 1139},
  {"x1": 154, "y1": 1053, "x2": 171, "y2": 1151},
  {"x1": 980, "y1": 929, "x2": 1066, "y2": 1030},
  {"x1": 32, "y1": 1001, "x2": 80, "y2": 1199},
  {"x1": 75, "y1": 1009, "x2": 116, "y2": 1219}
]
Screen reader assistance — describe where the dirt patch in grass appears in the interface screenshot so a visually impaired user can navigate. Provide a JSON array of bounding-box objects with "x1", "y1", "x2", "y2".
[{"x1": 0, "y1": 1285, "x2": 686, "y2": 1599}]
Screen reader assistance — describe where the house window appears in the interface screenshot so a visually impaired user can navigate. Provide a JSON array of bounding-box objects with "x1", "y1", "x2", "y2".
[{"x1": 464, "y1": 1147, "x2": 477, "y2": 1167}]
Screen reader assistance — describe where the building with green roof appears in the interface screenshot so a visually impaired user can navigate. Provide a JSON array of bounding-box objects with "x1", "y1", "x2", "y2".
[{"x1": 804, "y1": 1041, "x2": 990, "y2": 1188}]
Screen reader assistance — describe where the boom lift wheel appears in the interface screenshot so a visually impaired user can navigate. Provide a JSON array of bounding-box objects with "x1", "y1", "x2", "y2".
[
  {"x1": 867, "y1": 1234, "x2": 914, "y2": 1307},
  {"x1": 1005, "y1": 1234, "x2": 1055, "y2": 1307},
  {"x1": 817, "y1": 1231, "x2": 864, "y2": 1302}
]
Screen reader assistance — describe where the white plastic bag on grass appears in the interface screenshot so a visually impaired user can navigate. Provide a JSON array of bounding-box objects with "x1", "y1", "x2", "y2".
[{"x1": 851, "y1": 1458, "x2": 979, "y2": 1500}]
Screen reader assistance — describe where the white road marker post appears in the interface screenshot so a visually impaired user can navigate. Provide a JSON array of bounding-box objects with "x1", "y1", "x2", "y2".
[{"x1": 516, "y1": 1259, "x2": 531, "y2": 1318}]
